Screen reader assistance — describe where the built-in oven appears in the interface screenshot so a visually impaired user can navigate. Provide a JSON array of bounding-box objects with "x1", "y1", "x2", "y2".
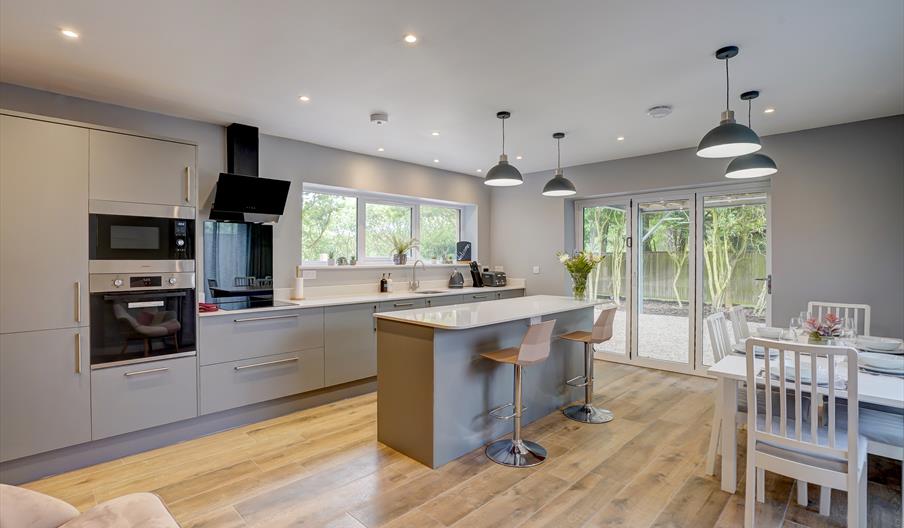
[
  {"x1": 89, "y1": 200, "x2": 195, "y2": 274},
  {"x1": 89, "y1": 272, "x2": 196, "y2": 367}
]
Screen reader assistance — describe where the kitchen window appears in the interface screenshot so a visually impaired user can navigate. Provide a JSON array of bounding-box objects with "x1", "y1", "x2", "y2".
[{"x1": 301, "y1": 184, "x2": 470, "y2": 265}]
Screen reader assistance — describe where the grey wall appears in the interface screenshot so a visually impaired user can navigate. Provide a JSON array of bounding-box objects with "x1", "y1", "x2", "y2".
[
  {"x1": 0, "y1": 83, "x2": 491, "y2": 290},
  {"x1": 491, "y1": 116, "x2": 904, "y2": 338}
]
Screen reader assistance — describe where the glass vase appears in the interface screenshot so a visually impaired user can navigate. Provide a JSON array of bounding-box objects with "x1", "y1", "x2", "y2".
[{"x1": 570, "y1": 273, "x2": 588, "y2": 300}]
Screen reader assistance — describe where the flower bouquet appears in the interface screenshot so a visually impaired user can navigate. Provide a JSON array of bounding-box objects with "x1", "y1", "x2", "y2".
[
  {"x1": 805, "y1": 313, "x2": 842, "y2": 344},
  {"x1": 557, "y1": 251, "x2": 604, "y2": 300}
]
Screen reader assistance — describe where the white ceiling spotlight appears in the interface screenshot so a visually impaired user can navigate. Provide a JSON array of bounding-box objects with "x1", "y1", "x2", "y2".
[
  {"x1": 431, "y1": 131, "x2": 440, "y2": 136},
  {"x1": 370, "y1": 112, "x2": 389, "y2": 125},
  {"x1": 298, "y1": 95, "x2": 310, "y2": 102},
  {"x1": 764, "y1": 107, "x2": 776, "y2": 114},
  {"x1": 60, "y1": 28, "x2": 79, "y2": 39},
  {"x1": 617, "y1": 136, "x2": 625, "y2": 141},
  {"x1": 377, "y1": 147, "x2": 385, "y2": 152},
  {"x1": 646, "y1": 105, "x2": 672, "y2": 118},
  {"x1": 403, "y1": 34, "x2": 418, "y2": 44},
  {"x1": 433, "y1": 159, "x2": 440, "y2": 163}
]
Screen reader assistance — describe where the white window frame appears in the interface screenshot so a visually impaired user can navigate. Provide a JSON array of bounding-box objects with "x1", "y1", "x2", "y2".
[{"x1": 301, "y1": 183, "x2": 465, "y2": 266}]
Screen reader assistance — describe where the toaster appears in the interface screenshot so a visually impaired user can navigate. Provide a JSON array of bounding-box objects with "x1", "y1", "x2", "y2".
[{"x1": 481, "y1": 271, "x2": 507, "y2": 287}]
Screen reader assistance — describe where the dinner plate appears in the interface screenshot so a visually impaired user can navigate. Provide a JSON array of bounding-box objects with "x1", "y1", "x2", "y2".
[
  {"x1": 858, "y1": 351, "x2": 904, "y2": 373},
  {"x1": 858, "y1": 344, "x2": 904, "y2": 355},
  {"x1": 856, "y1": 337, "x2": 903, "y2": 352},
  {"x1": 860, "y1": 365, "x2": 904, "y2": 377}
]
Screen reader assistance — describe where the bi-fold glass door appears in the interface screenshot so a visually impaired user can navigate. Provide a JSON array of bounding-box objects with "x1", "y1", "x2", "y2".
[{"x1": 576, "y1": 183, "x2": 770, "y2": 376}]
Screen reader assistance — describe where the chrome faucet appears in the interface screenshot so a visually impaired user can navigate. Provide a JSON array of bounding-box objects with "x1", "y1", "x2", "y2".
[{"x1": 409, "y1": 259, "x2": 425, "y2": 291}]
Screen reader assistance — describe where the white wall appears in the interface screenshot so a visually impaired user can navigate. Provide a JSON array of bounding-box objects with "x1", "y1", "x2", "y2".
[
  {"x1": 0, "y1": 83, "x2": 491, "y2": 290},
  {"x1": 491, "y1": 116, "x2": 904, "y2": 338}
]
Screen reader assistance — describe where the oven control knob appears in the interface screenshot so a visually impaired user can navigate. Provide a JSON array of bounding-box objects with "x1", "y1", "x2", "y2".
[
  {"x1": 113, "y1": 279, "x2": 124, "y2": 288},
  {"x1": 175, "y1": 238, "x2": 185, "y2": 247},
  {"x1": 168, "y1": 277, "x2": 178, "y2": 285}
]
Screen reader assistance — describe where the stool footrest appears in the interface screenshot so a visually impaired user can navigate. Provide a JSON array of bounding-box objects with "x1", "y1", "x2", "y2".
[
  {"x1": 566, "y1": 375, "x2": 590, "y2": 388},
  {"x1": 488, "y1": 402, "x2": 527, "y2": 421}
]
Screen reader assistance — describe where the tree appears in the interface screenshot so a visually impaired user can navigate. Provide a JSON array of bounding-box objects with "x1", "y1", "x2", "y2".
[
  {"x1": 583, "y1": 207, "x2": 626, "y2": 304},
  {"x1": 642, "y1": 209, "x2": 690, "y2": 307},
  {"x1": 703, "y1": 204, "x2": 766, "y2": 311}
]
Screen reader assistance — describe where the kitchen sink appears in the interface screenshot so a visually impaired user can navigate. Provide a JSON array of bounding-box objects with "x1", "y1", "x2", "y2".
[{"x1": 413, "y1": 290, "x2": 448, "y2": 295}]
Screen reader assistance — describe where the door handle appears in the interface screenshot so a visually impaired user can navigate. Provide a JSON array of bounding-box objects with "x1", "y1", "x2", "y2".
[
  {"x1": 755, "y1": 274, "x2": 772, "y2": 295},
  {"x1": 74, "y1": 281, "x2": 81, "y2": 323},
  {"x1": 124, "y1": 366, "x2": 169, "y2": 377},
  {"x1": 184, "y1": 166, "x2": 191, "y2": 204},
  {"x1": 74, "y1": 333, "x2": 81, "y2": 374}
]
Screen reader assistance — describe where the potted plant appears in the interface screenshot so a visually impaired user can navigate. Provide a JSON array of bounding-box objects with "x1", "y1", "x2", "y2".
[
  {"x1": 557, "y1": 251, "x2": 604, "y2": 300},
  {"x1": 805, "y1": 313, "x2": 843, "y2": 344},
  {"x1": 389, "y1": 235, "x2": 418, "y2": 265},
  {"x1": 430, "y1": 254, "x2": 438, "y2": 264},
  {"x1": 327, "y1": 251, "x2": 336, "y2": 266},
  {"x1": 350, "y1": 255, "x2": 357, "y2": 266},
  {"x1": 337, "y1": 256, "x2": 348, "y2": 266}
]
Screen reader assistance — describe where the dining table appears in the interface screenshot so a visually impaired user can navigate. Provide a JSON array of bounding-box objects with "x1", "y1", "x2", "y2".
[{"x1": 707, "y1": 337, "x2": 904, "y2": 494}]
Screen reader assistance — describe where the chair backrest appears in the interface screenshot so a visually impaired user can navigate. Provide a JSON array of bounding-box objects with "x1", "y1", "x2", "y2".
[
  {"x1": 517, "y1": 319, "x2": 557, "y2": 364},
  {"x1": 705, "y1": 311, "x2": 733, "y2": 362},
  {"x1": 591, "y1": 307, "x2": 617, "y2": 342},
  {"x1": 207, "y1": 278, "x2": 218, "y2": 288},
  {"x1": 807, "y1": 301, "x2": 871, "y2": 336},
  {"x1": 234, "y1": 276, "x2": 255, "y2": 287},
  {"x1": 745, "y1": 338, "x2": 859, "y2": 476},
  {"x1": 728, "y1": 306, "x2": 750, "y2": 341}
]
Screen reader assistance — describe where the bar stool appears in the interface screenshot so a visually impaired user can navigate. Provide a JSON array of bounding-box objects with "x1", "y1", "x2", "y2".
[
  {"x1": 559, "y1": 306, "x2": 617, "y2": 424},
  {"x1": 480, "y1": 319, "x2": 557, "y2": 468}
]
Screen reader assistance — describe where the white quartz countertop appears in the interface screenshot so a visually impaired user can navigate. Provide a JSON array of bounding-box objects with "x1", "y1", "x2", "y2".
[
  {"x1": 373, "y1": 295, "x2": 612, "y2": 330},
  {"x1": 199, "y1": 284, "x2": 526, "y2": 317}
]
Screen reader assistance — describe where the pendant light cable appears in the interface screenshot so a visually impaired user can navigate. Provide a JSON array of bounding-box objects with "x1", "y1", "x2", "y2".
[
  {"x1": 748, "y1": 98, "x2": 752, "y2": 127},
  {"x1": 725, "y1": 58, "x2": 730, "y2": 112},
  {"x1": 501, "y1": 118, "x2": 506, "y2": 155},
  {"x1": 556, "y1": 135, "x2": 561, "y2": 171}
]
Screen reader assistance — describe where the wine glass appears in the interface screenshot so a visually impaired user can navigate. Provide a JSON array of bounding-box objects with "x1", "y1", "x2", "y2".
[
  {"x1": 841, "y1": 318, "x2": 857, "y2": 346},
  {"x1": 789, "y1": 317, "x2": 803, "y2": 341}
]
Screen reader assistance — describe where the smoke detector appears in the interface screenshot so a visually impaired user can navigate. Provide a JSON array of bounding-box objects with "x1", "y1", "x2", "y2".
[
  {"x1": 646, "y1": 105, "x2": 673, "y2": 118},
  {"x1": 370, "y1": 112, "x2": 389, "y2": 125}
]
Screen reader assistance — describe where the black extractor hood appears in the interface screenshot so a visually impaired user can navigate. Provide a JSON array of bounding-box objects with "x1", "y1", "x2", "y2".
[{"x1": 210, "y1": 123, "x2": 291, "y2": 223}]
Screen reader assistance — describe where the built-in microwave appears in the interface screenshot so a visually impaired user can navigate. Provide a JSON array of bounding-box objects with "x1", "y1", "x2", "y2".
[{"x1": 89, "y1": 200, "x2": 195, "y2": 273}]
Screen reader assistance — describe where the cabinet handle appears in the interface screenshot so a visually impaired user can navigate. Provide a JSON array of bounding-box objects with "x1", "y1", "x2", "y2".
[
  {"x1": 184, "y1": 166, "x2": 191, "y2": 203},
  {"x1": 472, "y1": 295, "x2": 488, "y2": 299},
  {"x1": 74, "y1": 281, "x2": 81, "y2": 323},
  {"x1": 234, "y1": 357, "x2": 298, "y2": 371},
  {"x1": 233, "y1": 314, "x2": 298, "y2": 323},
  {"x1": 393, "y1": 302, "x2": 414, "y2": 308},
  {"x1": 124, "y1": 367, "x2": 169, "y2": 377},
  {"x1": 74, "y1": 333, "x2": 81, "y2": 374}
]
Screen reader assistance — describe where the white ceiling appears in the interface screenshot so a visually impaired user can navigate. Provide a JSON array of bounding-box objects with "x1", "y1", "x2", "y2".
[{"x1": 1, "y1": 1, "x2": 902, "y2": 176}]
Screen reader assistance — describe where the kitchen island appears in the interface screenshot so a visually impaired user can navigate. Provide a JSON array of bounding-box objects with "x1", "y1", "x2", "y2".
[{"x1": 374, "y1": 295, "x2": 609, "y2": 468}]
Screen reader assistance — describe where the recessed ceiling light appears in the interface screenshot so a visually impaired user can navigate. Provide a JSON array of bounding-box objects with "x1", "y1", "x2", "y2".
[
  {"x1": 404, "y1": 34, "x2": 418, "y2": 44},
  {"x1": 764, "y1": 107, "x2": 776, "y2": 114},
  {"x1": 431, "y1": 131, "x2": 440, "y2": 136},
  {"x1": 433, "y1": 159, "x2": 439, "y2": 163},
  {"x1": 617, "y1": 136, "x2": 625, "y2": 141},
  {"x1": 377, "y1": 147, "x2": 385, "y2": 152},
  {"x1": 298, "y1": 95, "x2": 310, "y2": 102},
  {"x1": 475, "y1": 169, "x2": 482, "y2": 173},
  {"x1": 60, "y1": 29, "x2": 79, "y2": 39},
  {"x1": 516, "y1": 155, "x2": 523, "y2": 160}
]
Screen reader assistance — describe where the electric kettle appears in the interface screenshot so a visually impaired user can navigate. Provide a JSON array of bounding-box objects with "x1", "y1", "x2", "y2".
[{"x1": 448, "y1": 268, "x2": 465, "y2": 289}]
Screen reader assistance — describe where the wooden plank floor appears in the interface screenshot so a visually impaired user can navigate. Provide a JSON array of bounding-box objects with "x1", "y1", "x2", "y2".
[{"x1": 24, "y1": 363, "x2": 902, "y2": 527}]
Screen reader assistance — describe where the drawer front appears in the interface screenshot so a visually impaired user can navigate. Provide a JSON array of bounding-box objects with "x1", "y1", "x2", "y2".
[
  {"x1": 426, "y1": 294, "x2": 463, "y2": 307},
  {"x1": 91, "y1": 356, "x2": 198, "y2": 440},
  {"x1": 199, "y1": 308, "x2": 324, "y2": 365},
  {"x1": 463, "y1": 292, "x2": 495, "y2": 303},
  {"x1": 377, "y1": 298, "x2": 428, "y2": 313},
  {"x1": 200, "y1": 349, "x2": 324, "y2": 415},
  {"x1": 496, "y1": 289, "x2": 524, "y2": 300}
]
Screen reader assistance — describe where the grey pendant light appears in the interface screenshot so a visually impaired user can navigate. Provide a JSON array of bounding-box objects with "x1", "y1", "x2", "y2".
[
  {"x1": 696, "y1": 46, "x2": 762, "y2": 158},
  {"x1": 542, "y1": 132, "x2": 577, "y2": 197},
  {"x1": 484, "y1": 111, "x2": 523, "y2": 186},
  {"x1": 725, "y1": 91, "x2": 778, "y2": 178}
]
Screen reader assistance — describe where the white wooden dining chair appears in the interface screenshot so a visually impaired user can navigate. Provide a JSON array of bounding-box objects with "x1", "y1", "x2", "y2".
[
  {"x1": 705, "y1": 311, "x2": 734, "y2": 475},
  {"x1": 728, "y1": 305, "x2": 751, "y2": 342},
  {"x1": 744, "y1": 338, "x2": 866, "y2": 528},
  {"x1": 807, "y1": 301, "x2": 871, "y2": 336}
]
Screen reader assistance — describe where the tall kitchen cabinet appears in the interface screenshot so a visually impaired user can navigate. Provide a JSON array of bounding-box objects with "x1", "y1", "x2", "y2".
[
  {"x1": 0, "y1": 114, "x2": 91, "y2": 462},
  {"x1": 89, "y1": 129, "x2": 196, "y2": 207}
]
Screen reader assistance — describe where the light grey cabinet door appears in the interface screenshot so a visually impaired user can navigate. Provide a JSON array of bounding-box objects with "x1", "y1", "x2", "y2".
[
  {"x1": 89, "y1": 130, "x2": 196, "y2": 207},
  {"x1": 0, "y1": 329, "x2": 90, "y2": 462},
  {"x1": 199, "y1": 308, "x2": 324, "y2": 365},
  {"x1": 0, "y1": 115, "x2": 89, "y2": 334},
  {"x1": 496, "y1": 289, "x2": 525, "y2": 300},
  {"x1": 324, "y1": 303, "x2": 378, "y2": 385},
  {"x1": 200, "y1": 349, "x2": 324, "y2": 415},
  {"x1": 462, "y1": 292, "x2": 494, "y2": 303},
  {"x1": 426, "y1": 295, "x2": 463, "y2": 307},
  {"x1": 91, "y1": 356, "x2": 198, "y2": 440}
]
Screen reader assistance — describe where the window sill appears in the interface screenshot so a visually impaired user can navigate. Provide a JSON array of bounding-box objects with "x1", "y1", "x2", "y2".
[{"x1": 301, "y1": 262, "x2": 470, "y2": 270}]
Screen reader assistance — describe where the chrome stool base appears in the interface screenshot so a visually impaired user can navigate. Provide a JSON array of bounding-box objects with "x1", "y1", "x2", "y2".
[
  {"x1": 563, "y1": 404, "x2": 614, "y2": 424},
  {"x1": 485, "y1": 438, "x2": 547, "y2": 468}
]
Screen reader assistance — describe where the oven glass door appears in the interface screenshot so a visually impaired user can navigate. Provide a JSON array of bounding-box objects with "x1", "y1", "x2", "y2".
[
  {"x1": 90, "y1": 214, "x2": 194, "y2": 260},
  {"x1": 90, "y1": 289, "x2": 196, "y2": 365}
]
